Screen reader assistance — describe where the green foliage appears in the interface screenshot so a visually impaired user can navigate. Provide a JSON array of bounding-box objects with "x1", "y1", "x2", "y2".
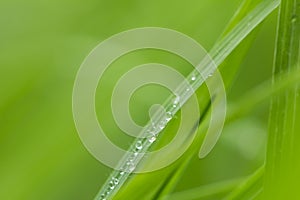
[
  {"x1": 1, "y1": 0, "x2": 300, "y2": 200},
  {"x1": 100, "y1": 0, "x2": 281, "y2": 199},
  {"x1": 264, "y1": 0, "x2": 300, "y2": 199}
]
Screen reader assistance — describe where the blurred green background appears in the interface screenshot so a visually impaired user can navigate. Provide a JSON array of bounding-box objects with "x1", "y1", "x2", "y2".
[{"x1": 0, "y1": 0, "x2": 277, "y2": 199}]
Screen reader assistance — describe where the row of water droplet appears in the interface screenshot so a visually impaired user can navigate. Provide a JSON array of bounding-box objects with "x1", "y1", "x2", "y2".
[{"x1": 97, "y1": 70, "x2": 213, "y2": 200}]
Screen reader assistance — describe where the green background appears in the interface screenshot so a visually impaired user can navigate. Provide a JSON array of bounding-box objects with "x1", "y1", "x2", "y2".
[{"x1": 0, "y1": 0, "x2": 277, "y2": 199}]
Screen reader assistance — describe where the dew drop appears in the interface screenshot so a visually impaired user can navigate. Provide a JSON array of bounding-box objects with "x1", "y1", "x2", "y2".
[
  {"x1": 126, "y1": 161, "x2": 135, "y2": 172},
  {"x1": 147, "y1": 129, "x2": 155, "y2": 136},
  {"x1": 148, "y1": 123, "x2": 158, "y2": 135},
  {"x1": 100, "y1": 194, "x2": 106, "y2": 199},
  {"x1": 109, "y1": 181, "x2": 115, "y2": 189},
  {"x1": 112, "y1": 177, "x2": 119, "y2": 185},
  {"x1": 128, "y1": 153, "x2": 136, "y2": 162},
  {"x1": 158, "y1": 121, "x2": 166, "y2": 130},
  {"x1": 191, "y1": 75, "x2": 196, "y2": 81},
  {"x1": 128, "y1": 157, "x2": 133, "y2": 162},
  {"x1": 148, "y1": 135, "x2": 156, "y2": 143},
  {"x1": 135, "y1": 140, "x2": 143, "y2": 150},
  {"x1": 115, "y1": 171, "x2": 124, "y2": 180},
  {"x1": 165, "y1": 111, "x2": 173, "y2": 121},
  {"x1": 174, "y1": 95, "x2": 180, "y2": 103},
  {"x1": 129, "y1": 165, "x2": 135, "y2": 172},
  {"x1": 172, "y1": 95, "x2": 180, "y2": 107}
]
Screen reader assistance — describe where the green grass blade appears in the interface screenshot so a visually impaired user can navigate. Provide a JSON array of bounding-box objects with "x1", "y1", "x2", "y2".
[
  {"x1": 210, "y1": 0, "x2": 280, "y2": 67},
  {"x1": 264, "y1": 0, "x2": 300, "y2": 199},
  {"x1": 170, "y1": 67, "x2": 300, "y2": 199},
  {"x1": 96, "y1": 0, "x2": 280, "y2": 199},
  {"x1": 223, "y1": 166, "x2": 264, "y2": 200},
  {"x1": 227, "y1": 67, "x2": 300, "y2": 123},
  {"x1": 115, "y1": 66, "x2": 300, "y2": 200},
  {"x1": 164, "y1": 178, "x2": 243, "y2": 200},
  {"x1": 173, "y1": 64, "x2": 300, "y2": 200},
  {"x1": 198, "y1": 0, "x2": 279, "y2": 158}
]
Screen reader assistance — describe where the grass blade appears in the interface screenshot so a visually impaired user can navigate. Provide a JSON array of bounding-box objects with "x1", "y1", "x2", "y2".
[
  {"x1": 223, "y1": 166, "x2": 264, "y2": 200},
  {"x1": 210, "y1": 0, "x2": 279, "y2": 67},
  {"x1": 264, "y1": 0, "x2": 300, "y2": 199},
  {"x1": 96, "y1": 0, "x2": 280, "y2": 199},
  {"x1": 227, "y1": 67, "x2": 300, "y2": 123},
  {"x1": 164, "y1": 178, "x2": 243, "y2": 200}
]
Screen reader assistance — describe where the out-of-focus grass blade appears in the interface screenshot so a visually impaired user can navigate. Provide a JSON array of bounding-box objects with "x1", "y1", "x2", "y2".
[
  {"x1": 106, "y1": 0, "x2": 280, "y2": 199},
  {"x1": 227, "y1": 67, "x2": 300, "y2": 123},
  {"x1": 197, "y1": 0, "x2": 279, "y2": 158},
  {"x1": 169, "y1": 66, "x2": 300, "y2": 200},
  {"x1": 264, "y1": 0, "x2": 300, "y2": 198},
  {"x1": 223, "y1": 166, "x2": 264, "y2": 200},
  {"x1": 156, "y1": 65, "x2": 300, "y2": 200},
  {"x1": 165, "y1": 178, "x2": 243, "y2": 200}
]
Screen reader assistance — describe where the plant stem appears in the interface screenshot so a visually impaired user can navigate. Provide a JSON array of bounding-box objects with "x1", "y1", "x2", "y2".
[
  {"x1": 165, "y1": 177, "x2": 243, "y2": 200},
  {"x1": 96, "y1": 0, "x2": 280, "y2": 199},
  {"x1": 223, "y1": 166, "x2": 264, "y2": 200},
  {"x1": 227, "y1": 67, "x2": 300, "y2": 123},
  {"x1": 264, "y1": 0, "x2": 300, "y2": 199}
]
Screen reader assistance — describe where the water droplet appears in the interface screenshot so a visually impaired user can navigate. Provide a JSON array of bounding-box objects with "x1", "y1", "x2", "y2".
[
  {"x1": 135, "y1": 140, "x2": 143, "y2": 150},
  {"x1": 148, "y1": 135, "x2": 156, "y2": 143},
  {"x1": 115, "y1": 171, "x2": 123, "y2": 180},
  {"x1": 165, "y1": 111, "x2": 173, "y2": 121},
  {"x1": 148, "y1": 123, "x2": 158, "y2": 135},
  {"x1": 126, "y1": 161, "x2": 135, "y2": 172},
  {"x1": 172, "y1": 95, "x2": 180, "y2": 108},
  {"x1": 174, "y1": 95, "x2": 180, "y2": 103},
  {"x1": 128, "y1": 153, "x2": 136, "y2": 162},
  {"x1": 112, "y1": 177, "x2": 119, "y2": 185},
  {"x1": 147, "y1": 129, "x2": 155, "y2": 136},
  {"x1": 128, "y1": 155, "x2": 134, "y2": 162},
  {"x1": 158, "y1": 120, "x2": 166, "y2": 130},
  {"x1": 191, "y1": 75, "x2": 196, "y2": 81},
  {"x1": 129, "y1": 165, "x2": 135, "y2": 172},
  {"x1": 109, "y1": 181, "x2": 115, "y2": 189}
]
